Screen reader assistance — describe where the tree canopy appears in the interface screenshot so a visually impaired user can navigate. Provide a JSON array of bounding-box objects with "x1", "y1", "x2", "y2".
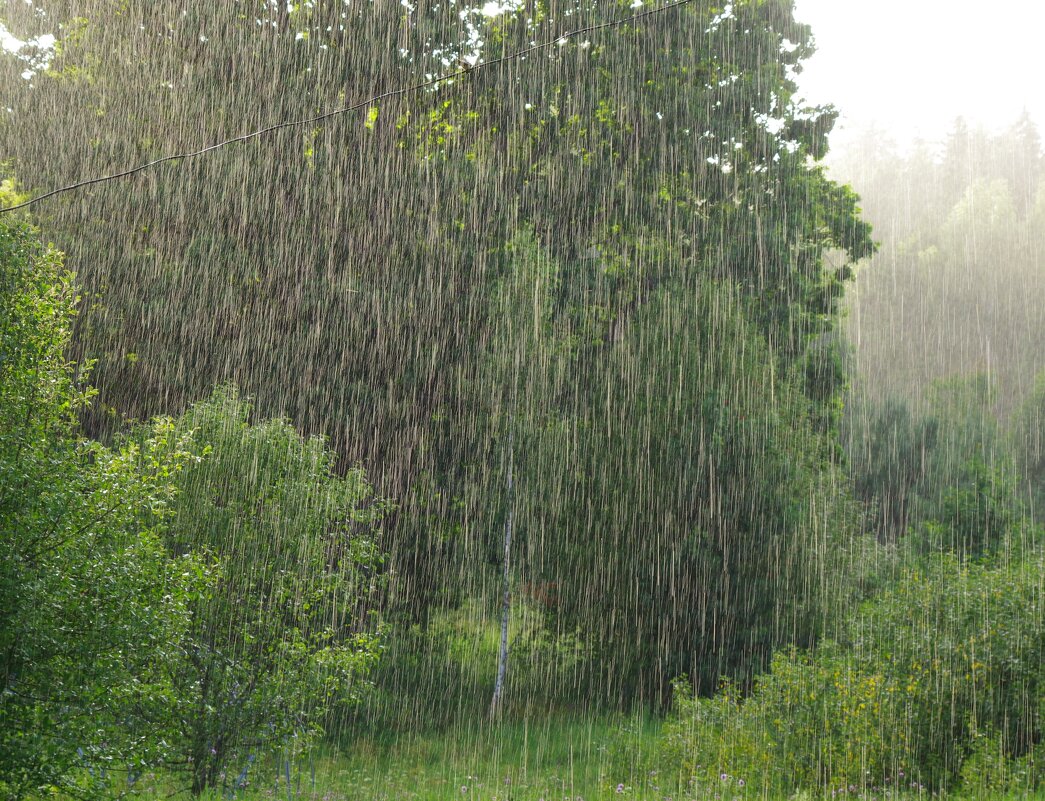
[{"x1": 2, "y1": 0, "x2": 875, "y2": 704}]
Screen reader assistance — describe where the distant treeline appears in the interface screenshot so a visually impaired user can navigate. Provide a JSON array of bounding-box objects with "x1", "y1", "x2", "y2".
[{"x1": 832, "y1": 114, "x2": 1044, "y2": 413}]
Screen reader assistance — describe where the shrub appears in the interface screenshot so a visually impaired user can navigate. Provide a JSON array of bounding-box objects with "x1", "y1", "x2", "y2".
[
  {"x1": 152, "y1": 387, "x2": 388, "y2": 795},
  {"x1": 0, "y1": 213, "x2": 203, "y2": 798},
  {"x1": 652, "y1": 546, "x2": 1045, "y2": 795}
]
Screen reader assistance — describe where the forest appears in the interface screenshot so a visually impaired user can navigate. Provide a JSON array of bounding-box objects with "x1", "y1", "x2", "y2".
[{"x1": 0, "y1": 0, "x2": 1043, "y2": 798}]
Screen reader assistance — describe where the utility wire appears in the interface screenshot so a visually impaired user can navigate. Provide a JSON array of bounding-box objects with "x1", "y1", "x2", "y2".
[{"x1": 1, "y1": 0, "x2": 693, "y2": 214}]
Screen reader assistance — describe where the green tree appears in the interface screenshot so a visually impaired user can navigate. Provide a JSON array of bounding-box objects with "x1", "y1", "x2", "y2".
[
  {"x1": 0, "y1": 206, "x2": 202, "y2": 798},
  {"x1": 154, "y1": 387, "x2": 387, "y2": 795},
  {"x1": 1012, "y1": 369, "x2": 1045, "y2": 510},
  {"x1": 845, "y1": 396, "x2": 938, "y2": 543},
  {"x1": 3, "y1": 0, "x2": 875, "y2": 691},
  {"x1": 510, "y1": 278, "x2": 859, "y2": 699}
]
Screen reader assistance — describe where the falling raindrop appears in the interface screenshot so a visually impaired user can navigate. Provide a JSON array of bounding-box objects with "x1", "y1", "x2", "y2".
[{"x1": 1, "y1": 0, "x2": 1043, "y2": 798}]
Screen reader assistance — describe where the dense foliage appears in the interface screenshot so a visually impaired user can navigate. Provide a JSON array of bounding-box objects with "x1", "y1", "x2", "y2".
[
  {"x1": 1, "y1": 1, "x2": 1042, "y2": 798},
  {"x1": 506, "y1": 266, "x2": 859, "y2": 697},
  {"x1": 0, "y1": 210, "x2": 202, "y2": 797},
  {"x1": 153, "y1": 388, "x2": 387, "y2": 794},
  {"x1": 0, "y1": 1, "x2": 873, "y2": 699},
  {"x1": 650, "y1": 534, "x2": 1045, "y2": 797},
  {"x1": 0, "y1": 210, "x2": 384, "y2": 797}
]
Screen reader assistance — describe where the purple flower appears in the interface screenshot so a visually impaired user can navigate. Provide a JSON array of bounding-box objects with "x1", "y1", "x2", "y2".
[
  {"x1": 737, "y1": 778, "x2": 745, "y2": 787},
  {"x1": 616, "y1": 783, "x2": 625, "y2": 793},
  {"x1": 720, "y1": 773, "x2": 729, "y2": 781}
]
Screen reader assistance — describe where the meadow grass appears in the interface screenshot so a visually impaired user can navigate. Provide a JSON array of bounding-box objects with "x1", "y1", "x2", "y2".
[
  {"x1": 131, "y1": 709, "x2": 1045, "y2": 801},
  {"x1": 261, "y1": 713, "x2": 660, "y2": 801},
  {"x1": 178, "y1": 713, "x2": 1045, "y2": 801}
]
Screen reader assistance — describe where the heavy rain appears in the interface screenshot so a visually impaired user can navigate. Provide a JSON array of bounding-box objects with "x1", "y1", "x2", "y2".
[{"x1": 0, "y1": 0, "x2": 1042, "y2": 798}]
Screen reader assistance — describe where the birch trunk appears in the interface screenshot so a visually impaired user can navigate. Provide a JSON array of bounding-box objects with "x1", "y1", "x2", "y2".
[{"x1": 489, "y1": 427, "x2": 513, "y2": 719}]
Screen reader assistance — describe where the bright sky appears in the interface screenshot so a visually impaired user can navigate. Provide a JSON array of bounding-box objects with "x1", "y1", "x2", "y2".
[{"x1": 791, "y1": 0, "x2": 1045, "y2": 149}]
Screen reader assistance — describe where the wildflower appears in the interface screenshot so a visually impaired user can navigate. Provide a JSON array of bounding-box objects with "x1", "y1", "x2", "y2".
[
  {"x1": 737, "y1": 779, "x2": 745, "y2": 787},
  {"x1": 460, "y1": 786, "x2": 468, "y2": 793},
  {"x1": 616, "y1": 783, "x2": 625, "y2": 793},
  {"x1": 720, "y1": 773, "x2": 729, "y2": 782}
]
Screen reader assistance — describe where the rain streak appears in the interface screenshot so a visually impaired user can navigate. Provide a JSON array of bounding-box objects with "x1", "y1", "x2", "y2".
[{"x1": 0, "y1": 1, "x2": 1042, "y2": 799}]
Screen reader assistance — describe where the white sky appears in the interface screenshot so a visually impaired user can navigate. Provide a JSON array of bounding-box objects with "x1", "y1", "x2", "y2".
[{"x1": 791, "y1": 0, "x2": 1045, "y2": 149}]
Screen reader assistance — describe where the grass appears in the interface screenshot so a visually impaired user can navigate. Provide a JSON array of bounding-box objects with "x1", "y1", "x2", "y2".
[
  {"x1": 113, "y1": 712, "x2": 1045, "y2": 800},
  {"x1": 179, "y1": 714, "x2": 1045, "y2": 801},
  {"x1": 247, "y1": 712, "x2": 662, "y2": 801}
]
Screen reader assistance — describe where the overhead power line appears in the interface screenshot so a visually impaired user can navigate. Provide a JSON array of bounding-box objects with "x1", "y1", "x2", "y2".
[{"x1": 1, "y1": 0, "x2": 693, "y2": 214}]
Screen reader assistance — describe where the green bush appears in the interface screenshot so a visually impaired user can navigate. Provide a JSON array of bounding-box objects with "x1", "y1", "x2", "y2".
[
  {"x1": 856, "y1": 551, "x2": 1045, "y2": 783},
  {"x1": 957, "y1": 725, "x2": 1040, "y2": 799},
  {"x1": 653, "y1": 647, "x2": 907, "y2": 795},
  {"x1": 907, "y1": 457, "x2": 1024, "y2": 559},
  {"x1": 651, "y1": 545, "x2": 1045, "y2": 795},
  {"x1": 845, "y1": 375, "x2": 1026, "y2": 553},
  {"x1": 0, "y1": 213, "x2": 204, "y2": 798},
  {"x1": 150, "y1": 387, "x2": 388, "y2": 795}
]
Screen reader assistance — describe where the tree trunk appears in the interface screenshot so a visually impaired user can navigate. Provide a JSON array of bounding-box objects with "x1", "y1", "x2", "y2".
[{"x1": 489, "y1": 425, "x2": 513, "y2": 720}]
